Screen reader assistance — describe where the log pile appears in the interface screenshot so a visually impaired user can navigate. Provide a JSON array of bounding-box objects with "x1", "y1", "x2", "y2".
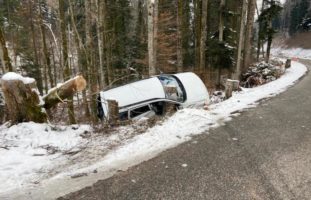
[{"x1": 241, "y1": 60, "x2": 285, "y2": 88}]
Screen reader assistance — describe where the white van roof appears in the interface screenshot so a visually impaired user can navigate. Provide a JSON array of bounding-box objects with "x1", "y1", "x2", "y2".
[{"x1": 100, "y1": 77, "x2": 166, "y2": 108}]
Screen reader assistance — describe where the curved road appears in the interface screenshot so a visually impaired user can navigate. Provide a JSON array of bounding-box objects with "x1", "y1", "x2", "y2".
[{"x1": 59, "y1": 60, "x2": 311, "y2": 200}]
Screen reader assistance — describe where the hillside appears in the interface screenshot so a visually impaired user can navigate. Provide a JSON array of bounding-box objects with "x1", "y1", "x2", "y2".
[{"x1": 274, "y1": 32, "x2": 311, "y2": 49}]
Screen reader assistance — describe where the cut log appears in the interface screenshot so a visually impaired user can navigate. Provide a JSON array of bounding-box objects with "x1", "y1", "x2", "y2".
[
  {"x1": 1, "y1": 73, "x2": 47, "y2": 123},
  {"x1": 43, "y1": 75, "x2": 87, "y2": 109}
]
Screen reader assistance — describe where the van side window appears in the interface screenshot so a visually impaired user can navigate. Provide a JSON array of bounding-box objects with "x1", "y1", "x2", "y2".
[
  {"x1": 130, "y1": 105, "x2": 151, "y2": 118},
  {"x1": 119, "y1": 111, "x2": 129, "y2": 120}
]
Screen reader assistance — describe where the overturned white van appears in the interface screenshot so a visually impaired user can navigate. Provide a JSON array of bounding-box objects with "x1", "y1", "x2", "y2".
[{"x1": 97, "y1": 72, "x2": 209, "y2": 120}]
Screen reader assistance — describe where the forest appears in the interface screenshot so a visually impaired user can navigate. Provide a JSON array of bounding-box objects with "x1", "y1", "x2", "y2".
[{"x1": 0, "y1": 0, "x2": 310, "y2": 124}]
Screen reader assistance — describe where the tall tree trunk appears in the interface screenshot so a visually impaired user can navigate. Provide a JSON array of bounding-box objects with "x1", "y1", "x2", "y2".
[
  {"x1": 96, "y1": 0, "x2": 106, "y2": 89},
  {"x1": 217, "y1": 0, "x2": 225, "y2": 85},
  {"x1": 28, "y1": 0, "x2": 43, "y2": 94},
  {"x1": 243, "y1": 0, "x2": 256, "y2": 71},
  {"x1": 234, "y1": 0, "x2": 247, "y2": 80},
  {"x1": 218, "y1": 0, "x2": 225, "y2": 42},
  {"x1": 199, "y1": 0, "x2": 208, "y2": 69},
  {"x1": 59, "y1": 0, "x2": 76, "y2": 124},
  {"x1": 194, "y1": 0, "x2": 202, "y2": 68},
  {"x1": 257, "y1": 0, "x2": 265, "y2": 61},
  {"x1": 39, "y1": 1, "x2": 54, "y2": 89},
  {"x1": 68, "y1": 0, "x2": 91, "y2": 119},
  {"x1": 153, "y1": 0, "x2": 158, "y2": 73},
  {"x1": 177, "y1": 0, "x2": 183, "y2": 72},
  {"x1": 266, "y1": 22, "x2": 273, "y2": 63},
  {"x1": 85, "y1": 0, "x2": 98, "y2": 121},
  {"x1": 148, "y1": 0, "x2": 157, "y2": 76},
  {"x1": 0, "y1": 28, "x2": 13, "y2": 72}
]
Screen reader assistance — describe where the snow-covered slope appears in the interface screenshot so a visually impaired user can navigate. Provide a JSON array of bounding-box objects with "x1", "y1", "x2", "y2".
[{"x1": 272, "y1": 48, "x2": 311, "y2": 60}]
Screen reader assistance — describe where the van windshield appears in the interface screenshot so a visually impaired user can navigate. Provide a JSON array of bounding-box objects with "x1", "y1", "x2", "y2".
[{"x1": 157, "y1": 75, "x2": 185, "y2": 102}]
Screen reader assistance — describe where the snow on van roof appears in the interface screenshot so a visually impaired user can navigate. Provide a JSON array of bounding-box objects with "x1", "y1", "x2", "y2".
[{"x1": 100, "y1": 77, "x2": 166, "y2": 107}]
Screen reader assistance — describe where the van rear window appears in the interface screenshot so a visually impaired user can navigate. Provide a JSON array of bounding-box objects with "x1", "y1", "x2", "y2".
[{"x1": 158, "y1": 75, "x2": 185, "y2": 102}]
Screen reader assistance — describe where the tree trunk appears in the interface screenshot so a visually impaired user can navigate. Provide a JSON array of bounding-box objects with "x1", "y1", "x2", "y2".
[
  {"x1": 266, "y1": 29, "x2": 272, "y2": 63},
  {"x1": 199, "y1": 0, "x2": 208, "y2": 69},
  {"x1": 28, "y1": 0, "x2": 43, "y2": 94},
  {"x1": 217, "y1": 0, "x2": 225, "y2": 85},
  {"x1": 96, "y1": 0, "x2": 106, "y2": 89},
  {"x1": 1, "y1": 77, "x2": 47, "y2": 124},
  {"x1": 194, "y1": 0, "x2": 202, "y2": 68},
  {"x1": 85, "y1": 0, "x2": 98, "y2": 121},
  {"x1": 177, "y1": 0, "x2": 183, "y2": 72},
  {"x1": 68, "y1": 0, "x2": 91, "y2": 119},
  {"x1": 218, "y1": 0, "x2": 225, "y2": 42},
  {"x1": 0, "y1": 28, "x2": 13, "y2": 72},
  {"x1": 59, "y1": 0, "x2": 76, "y2": 124},
  {"x1": 257, "y1": 0, "x2": 265, "y2": 61},
  {"x1": 39, "y1": 1, "x2": 54, "y2": 89},
  {"x1": 234, "y1": 0, "x2": 247, "y2": 80},
  {"x1": 148, "y1": 0, "x2": 157, "y2": 76},
  {"x1": 243, "y1": 0, "x2": 256, "y2": 71}
]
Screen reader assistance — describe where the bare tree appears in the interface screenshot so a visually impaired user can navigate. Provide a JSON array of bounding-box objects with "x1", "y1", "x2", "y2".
[
  {"x1": 38, "y1": 0, "x2": 54, "y2": 88},
  {"x1": 199, "y1": 0, "x2": 208, "y2": 69},
  {"x1": 177, "y1": 0, "x2": 183, "y2": 72},
  {"x1": 218, "y1": 0, "x2": 225, "y2": 42},
  {"x1": 243, "y1": 0, "x2": 256, "y2": 71},
  {"x1": 59, "y1": 0, "x2": 76, "y2": 124},
  {"x1": 148, "y1": 0, "x2": 157, "y2": 76},
  {"x1": 234, "y1": 0, "x2": 247, "y2": 79},
  {"x1": 0, "y1": 28, "x2": 13, "y2": 72}
]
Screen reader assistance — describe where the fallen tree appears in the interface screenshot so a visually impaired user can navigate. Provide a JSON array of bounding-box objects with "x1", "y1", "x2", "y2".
[
  {"x1": 1, "y1": 72, "x2": 86, "y2": 124},
  {"x1": 43, "y1": 75, "x2": 86, "y2": 109}
]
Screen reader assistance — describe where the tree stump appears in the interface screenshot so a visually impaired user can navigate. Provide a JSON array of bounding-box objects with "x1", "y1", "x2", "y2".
[
  {"x1": 225, "y1": 79, "x2": 240, "y2": 99},
  {"x1": 1, "y1": 79, "x2": 47, "y2": 123},
  {"x1": 107, "y1": 100, "x2": 119, "y2": 125},
  {"x1": 285, "y1": 59, "x2": 291, "y2": 69}
]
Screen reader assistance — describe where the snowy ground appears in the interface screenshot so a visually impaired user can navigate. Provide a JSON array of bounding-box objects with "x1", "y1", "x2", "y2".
[
  {"x1": 0, "y1": 61, "x2": 308, "y2": 199},
  {"x1": 271, "y1": 47, "x2": 311, "y2": 60}
]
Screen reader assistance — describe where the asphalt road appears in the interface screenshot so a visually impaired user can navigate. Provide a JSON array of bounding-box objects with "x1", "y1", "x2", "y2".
[{"x1": 59, "y1": 60, "x2": 311, "y2": 200}]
